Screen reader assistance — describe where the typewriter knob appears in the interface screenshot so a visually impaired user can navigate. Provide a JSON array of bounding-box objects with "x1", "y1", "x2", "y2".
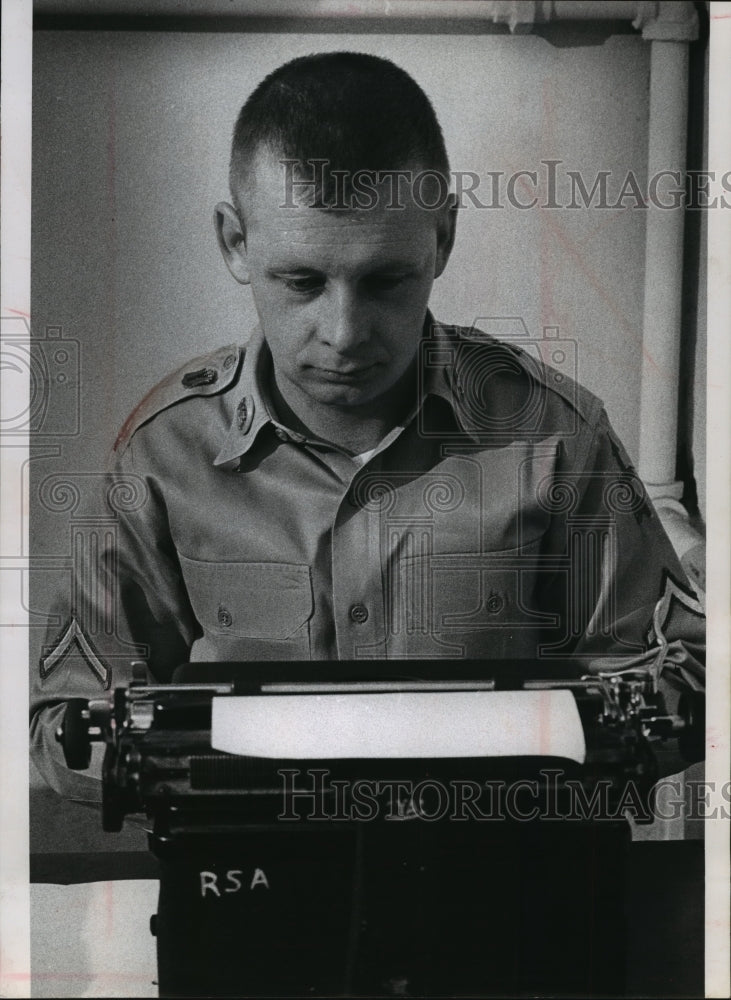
[
  {"x1": 130, "y1": 660, "x2": 149, "y2": 685},
  {"x1": 56, "y1": 699, "x2": 91, "y2": 770}
]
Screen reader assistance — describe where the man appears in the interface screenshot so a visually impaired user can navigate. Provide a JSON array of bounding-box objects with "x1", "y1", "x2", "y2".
[
  {"x1": 30, "y1": 51, "x2": 704, "y2": 994},
  {"x1": 31, "y1": 51, "x2": 704, "y2": 793}
]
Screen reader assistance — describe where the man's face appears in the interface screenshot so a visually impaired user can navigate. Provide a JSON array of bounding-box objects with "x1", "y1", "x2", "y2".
[{"x1": 219, "y1": 152, "x2": 455, "y2": 414}]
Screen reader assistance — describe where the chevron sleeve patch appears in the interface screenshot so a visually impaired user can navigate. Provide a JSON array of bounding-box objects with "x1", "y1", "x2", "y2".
[{"x1": 39, "y1": 617, "x2": 111, "y2": 688}]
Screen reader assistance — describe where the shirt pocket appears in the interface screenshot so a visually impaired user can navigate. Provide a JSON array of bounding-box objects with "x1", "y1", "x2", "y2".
[
  {"x1": 387, "y1": 538, "x2": 550, "y2": 659},
  {"x1": 178, "y1": 556, "x2": 313, "y2": 641}
]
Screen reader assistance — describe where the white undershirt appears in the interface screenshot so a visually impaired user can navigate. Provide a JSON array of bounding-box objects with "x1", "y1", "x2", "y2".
[{"x1": 351, "y1": 445, "x2": 380, "y2": 467}]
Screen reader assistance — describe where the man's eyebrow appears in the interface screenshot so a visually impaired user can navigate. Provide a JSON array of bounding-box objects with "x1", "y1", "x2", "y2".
[{"x1": 365, "y1": 261, "x2": 421, "y2": 273}]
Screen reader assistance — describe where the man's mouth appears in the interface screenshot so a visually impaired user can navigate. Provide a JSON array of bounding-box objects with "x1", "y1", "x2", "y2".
[{"x1": 312, "y1": 362, "x2": 379, "y2": 379}]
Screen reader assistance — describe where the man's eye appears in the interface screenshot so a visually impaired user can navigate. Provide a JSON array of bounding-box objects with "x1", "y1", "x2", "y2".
[
  {"x1": 282, "y1": 276, "x2": 323, "y2": 294},
  {"x1": 367, "y1": 275, "x2": 407, "y2": 291}
]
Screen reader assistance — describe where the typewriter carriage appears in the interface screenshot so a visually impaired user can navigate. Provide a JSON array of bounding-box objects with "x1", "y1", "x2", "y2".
[{"x1": 56, "y1": 660, "x2": 703, "y2": 834}]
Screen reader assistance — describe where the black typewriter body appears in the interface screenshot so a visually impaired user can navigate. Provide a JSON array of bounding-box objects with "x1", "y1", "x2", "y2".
[{"x1": 58, "y1": 659, "x2": 702, "y2": 998}]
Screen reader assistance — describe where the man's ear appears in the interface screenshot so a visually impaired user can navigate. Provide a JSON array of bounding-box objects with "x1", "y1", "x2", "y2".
[
  {"x1": 434, "y1": 194, "x2": 458, "y2": 279},
  {"x1": 214, "y1": 202, "x2": 250, "y2": 285}
]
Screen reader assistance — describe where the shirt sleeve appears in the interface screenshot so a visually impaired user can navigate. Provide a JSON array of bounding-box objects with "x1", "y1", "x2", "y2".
[
  {"x1": 29, "y1": 436, "x2": 197, "y2": 801},
  {"x1": 548, "y1": 407, "x2": 705, "y2": 701}
]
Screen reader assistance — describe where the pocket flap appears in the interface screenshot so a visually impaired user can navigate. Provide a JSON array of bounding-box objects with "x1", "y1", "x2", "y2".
[{"x1": 179, "y1": 556, "x2": 313, "y2": 639}]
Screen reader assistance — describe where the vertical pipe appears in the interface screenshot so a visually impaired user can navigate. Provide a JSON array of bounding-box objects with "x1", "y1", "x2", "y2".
[{"x1": 638, "y1": 40, "x2": 690, "y2": 488}]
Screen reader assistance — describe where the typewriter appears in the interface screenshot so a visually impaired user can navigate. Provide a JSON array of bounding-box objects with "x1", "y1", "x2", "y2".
[
  {"x1": 58, "y1": 658, "x2": 702, "y2": 834},
  {"x1": 57, "y1": 659, "x2": 703, "y2": 998}
]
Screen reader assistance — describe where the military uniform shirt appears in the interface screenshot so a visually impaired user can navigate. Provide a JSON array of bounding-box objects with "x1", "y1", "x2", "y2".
[{"x1": 31, "y1": 318, "x2": 705, "y2": 800}]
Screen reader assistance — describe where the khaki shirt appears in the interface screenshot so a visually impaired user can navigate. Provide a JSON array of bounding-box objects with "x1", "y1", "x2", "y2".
[{"x1": 31, "y1": 318, "x2": 705, "y2": 799}]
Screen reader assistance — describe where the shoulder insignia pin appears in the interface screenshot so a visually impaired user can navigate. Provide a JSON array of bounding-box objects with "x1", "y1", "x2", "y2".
[
  {"x1": 182, "y1": 367, "x2": 218, "y2": 389},
  {"x1": 113, "y1": 343, "x2": 242, "y2": 455}
]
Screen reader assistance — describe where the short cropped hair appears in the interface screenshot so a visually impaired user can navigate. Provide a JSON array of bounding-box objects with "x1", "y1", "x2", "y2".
[{"x1": 229, "y1": 51, "x2": 450, "y2": 212}]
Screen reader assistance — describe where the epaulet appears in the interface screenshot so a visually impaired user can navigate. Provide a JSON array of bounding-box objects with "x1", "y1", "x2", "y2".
[
  {"x1": 113, "y1": 343, "x2": 243, "y2": 455},
  {"x1": 450, "y1": 323, "x2": 605, "y2": 427}
]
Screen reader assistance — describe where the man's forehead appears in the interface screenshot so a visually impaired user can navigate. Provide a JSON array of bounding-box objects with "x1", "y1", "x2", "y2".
[
  {"x1": 248, "y1": 209, "x2": 432, "y2": 243},
  {"x1": 238, "y1": 148, "x2": 443, "y2": 234},
  {"x1": 252, "y1": 217, "x2": 434, "y2": 275}
]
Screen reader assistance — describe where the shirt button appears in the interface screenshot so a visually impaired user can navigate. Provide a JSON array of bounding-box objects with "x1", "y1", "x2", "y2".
[
  {"x1": 218, "y1": 605, "x2": 233, "y2": 628},
  {"x1": 486, "y1": 595, "x2": 504, "y2": 614},
  {"x1": 223, "y1": 352, "x2": 237, "y2": 370},
  {"x1": 349, "y1": 603, "x2": 369, "y2": 624}
]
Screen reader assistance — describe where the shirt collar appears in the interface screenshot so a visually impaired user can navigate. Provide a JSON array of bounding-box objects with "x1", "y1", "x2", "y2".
[
  {"x1": 213, "y1": 313, "x2": 466, "y2": 468},
  {"x1": 420, "y1": 312, "x2": 460, "y2": 408},
  {"x1": 213, "y1": 325, "x2": 277, "y2": 467}
]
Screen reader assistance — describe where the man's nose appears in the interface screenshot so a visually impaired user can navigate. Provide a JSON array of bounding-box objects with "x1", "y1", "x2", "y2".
[{"x1": 319, "y1": 289, "x2": 370, "y2": 354}]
